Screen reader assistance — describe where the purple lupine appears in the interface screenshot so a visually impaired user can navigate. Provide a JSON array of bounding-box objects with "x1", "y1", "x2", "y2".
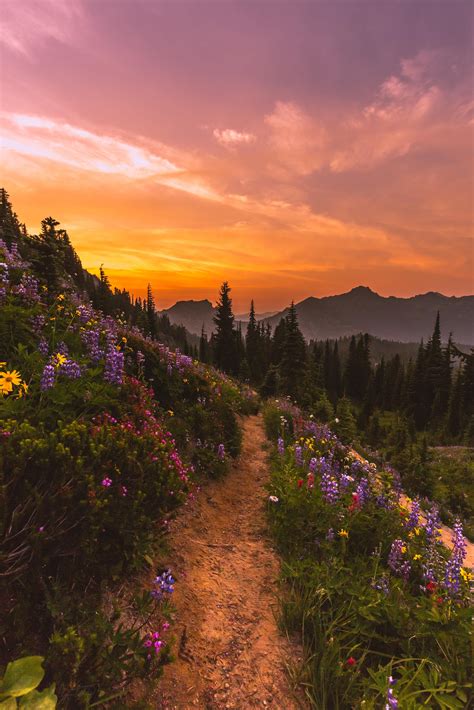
[
  {"x1": 277, "y1": 437, "x2": 285, "y2": 455},
  {"x1": 406, "y1": 498, "x2": 421, "y2": 530},
  {"x1": 81, "y1": 328, "x2": 103, "y2": 363},
  {"x1": 326, "y1": 528, "x2": 335, "y2": 541},
  {"x1": 385, "y1": 676, "x2": 399, "y2": 709},
  {"x1": 13, "y1": 274, "x2": 40, "y2": 303},
  {"x1": 217, "y1": 443, "x2": 225, "y2": 460},
  {"x1": 38, "y1": 337, "x2": 49, "y2": 357},
  {"x1": 355, "y1": 477, "x2": 370, "y2": 505},
  {"x1": 104, "y1": 346, "x2": 124, "y2": 385},
  {"x1": 321, "y1": 470, "x2": 339, "y2": 504},
  {"x1": 372, "y1": 576, "x2": 390, "y2": 595},
  {"x1": 101, "y1": 477, "x2": 112, "y2": 487},
  {"x1": 136, "y1": 350, "x2": 145, "y2": 366},
  {"x1": 444, "y1": 519, "x2": 467, "y2": 596},
  {"x1": 309, "y1": 457, "x2": 317, "y2": 473},
  {"x1": 151, "y1": 569, "x2": 175, "y2": 600},
  {"x1": 59, "y1": 359, "x2": 82, "y2": 379},
  {"x1": 40, "y1": 363, "x2": 56, "y2": 391},
  {"x1": 388, "y1": 539, "x2": 411, "y2": 580},
  {"x1": 294, "y1": 445, "x2": 303, "y2": 466},
  {"x1": 425, "y1": 505, "x2": 441, "y2": 541}
]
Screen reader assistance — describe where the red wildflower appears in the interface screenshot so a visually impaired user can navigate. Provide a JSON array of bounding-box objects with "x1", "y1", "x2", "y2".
[
  {"x1": 346, "y1": 657, "x2": 357, "y2": 667},
  {"x1": 297, "y1": 479, "x2": 303, "y2": 488},
  {"x1": 426, "y1": 581, "x2": 437, "y2": 593}
]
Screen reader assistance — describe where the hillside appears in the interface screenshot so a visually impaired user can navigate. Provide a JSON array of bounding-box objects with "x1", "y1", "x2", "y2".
[{"x1": 160, "y1": 299, "x2": 276, "y2": 336}]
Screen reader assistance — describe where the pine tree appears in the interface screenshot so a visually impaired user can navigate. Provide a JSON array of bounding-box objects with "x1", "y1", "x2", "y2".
[
  {"x1": 199, "y1": 325, "x2": 210, "y2": 363},
  {"x1": 146, "y1": 284, "x2": 157, "y2": 339},
  {"x1": 0, "y1": 188, "x2": 22, "y2": 248},
  {"x1": 213, "y1": 282, "x2": 239, "y2": 374},
  {"x1": 279, "y1": 302, "x2": 307, "y2": 400},
  {"x1": 246, "y1": 300, "x2": 262, "y2": 383}
]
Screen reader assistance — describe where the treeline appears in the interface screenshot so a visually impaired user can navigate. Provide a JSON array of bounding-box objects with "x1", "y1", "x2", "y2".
[
  {"x1": 0, "y1": 189, "x2": 194, "y2": 353},
  {"x1": 201, "y1": 282, "x2": 474, "y2": 445}
]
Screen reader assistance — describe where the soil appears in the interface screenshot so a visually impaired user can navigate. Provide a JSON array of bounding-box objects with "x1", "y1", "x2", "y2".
[{"x1": 139, "y1": 414, "x2": 307, "y2": 710}]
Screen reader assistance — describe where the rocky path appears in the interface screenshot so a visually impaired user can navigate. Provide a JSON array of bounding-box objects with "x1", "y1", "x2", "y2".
[{"x1": 145, "y1": 415, "x2": 306, "y2": 710}]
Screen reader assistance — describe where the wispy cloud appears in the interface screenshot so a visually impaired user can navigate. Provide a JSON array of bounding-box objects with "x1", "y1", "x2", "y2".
[
  {"x1": 264, "y1": 101, "x2": 327, "y2": 176},
  {"x1": 213, "y1": 128, "x2": 256, "y2": 149},
  {"x1": 0, "y1": 0, "x2": 84, "y2": 56},
  {"x1": 0, "y1": 112, "x2": 220, "y2": 200}
]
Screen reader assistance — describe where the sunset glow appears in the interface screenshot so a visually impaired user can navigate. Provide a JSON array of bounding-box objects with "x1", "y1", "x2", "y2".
[{"x1": 1, "y1": 0, "x2": 472, "y2": 310}]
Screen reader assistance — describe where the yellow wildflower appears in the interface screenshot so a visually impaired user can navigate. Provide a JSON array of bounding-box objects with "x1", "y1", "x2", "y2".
[
  {"x1": 401, "y1": 545, "x2": 407, "y2": 554},
  {"x1": 414, "y1": 527, "x2": 421, "y2": 536},
  {"x1": 167, "y1": 410, "x2": 174, "y2": 417},
  {"x1": 0, "y1": 369, "x2": 22, "y2": 393},
  {"x1": 460, "y1": 569, "x2": 473, "y2": 582},
  {"x1": 121, "y1": 337, "x2": 127, "y2": 343},
  {"x1": 338, "y1": 529, "x2": 349, "y2": 538},
  {"x1": 57, "y1": 294, "x2": 65, "y2": 301},
  {"x1": 53, "y1": 353, "x2": 67, "y2": 367},
  {"x1": 413, "y1": 554, "x2": 422, "y2": 561}
]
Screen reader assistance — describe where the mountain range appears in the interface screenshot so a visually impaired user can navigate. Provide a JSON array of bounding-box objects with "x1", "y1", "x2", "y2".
[{"x1": 160, "y1": 287, "x2": 474, "y2": 345}]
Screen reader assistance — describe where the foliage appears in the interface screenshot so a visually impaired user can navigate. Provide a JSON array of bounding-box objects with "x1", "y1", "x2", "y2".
[
  {"x1": 0, "y1": 656, "x2": 57, "y2": 708},
  {"x1": 265, "y1": 400, "x2": 473, "y2": 709},
  {"x1": 0, "y1": 211, "x2": 255, "y2": 707}
]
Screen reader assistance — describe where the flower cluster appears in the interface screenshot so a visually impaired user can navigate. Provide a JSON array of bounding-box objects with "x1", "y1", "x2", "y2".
[{"x1": 151, "y1": 569, "x2": 175, "y2": 601}]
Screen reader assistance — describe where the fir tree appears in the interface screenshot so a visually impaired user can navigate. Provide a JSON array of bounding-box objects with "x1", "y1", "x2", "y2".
[
  {"x1": 279, "y1": 302, "x2": 307, "y2": 400},
  {"x1": 213, "y1": 282, "x2": 239, "y2": 374}
]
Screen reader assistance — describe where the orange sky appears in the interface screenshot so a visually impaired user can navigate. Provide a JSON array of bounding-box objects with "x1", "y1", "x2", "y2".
[{"x1": 1, "y1": 1, "x2": 473, "y2": 311}]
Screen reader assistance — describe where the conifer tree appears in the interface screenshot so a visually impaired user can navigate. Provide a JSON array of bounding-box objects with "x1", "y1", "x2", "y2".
[
  {"x1": 213, "y1": 282, "x2": 239, "y2": 374},
  {"x1": 146, "y1": 284, "x2": 157, "y2": 339},
  {"x1": 279, "y1": 302, "x2": 307, "y2": 400}
]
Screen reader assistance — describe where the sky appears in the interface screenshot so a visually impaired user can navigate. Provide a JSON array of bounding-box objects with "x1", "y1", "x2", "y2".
[{"x1": 0, "y1": 0, "x2": 473, "y2": 312}]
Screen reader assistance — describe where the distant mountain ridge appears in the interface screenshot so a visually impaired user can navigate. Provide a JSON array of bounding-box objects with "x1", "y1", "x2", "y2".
[{"x1": 161, "y1": 287, "x2": 474, "y2": 345}]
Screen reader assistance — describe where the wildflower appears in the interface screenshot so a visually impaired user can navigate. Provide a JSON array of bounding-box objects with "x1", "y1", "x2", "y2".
[
  {"x1": 388, "y1": 539, "x2": 411, "y2": 580},
  {"x1": 413, "y1": 554, "x2": 422, "y2": 561},
  {"x1": 444, "y1": 519, "x2": 467, "y2": 597},
  {"x1": 460, "y1": 568, "x2": 473, "y2": 583},
  {"x1": 277, "y1": 437, "x2": 285, "y2": 455},
  {"x1": 104, "y1": 346, "x2": 124, "y2": 385},
  {"x1": 297, "y1": 478, "x2": 303, "y2": 488},
  {"x1": 372, "y1": 576, "x2": 390, "y2": 594},
  {"x1": 385, "y1": 676, "x2": 398, "y2": 709},
  {"x1": 326, "y1": 528, "x2": 335, "y2": 541},
  {"x1": 268, "y1": 495, "x2": 279, "y2": 503},
  {"x1": 338, "y1": 529, "x2": 349, "y2": 538},
  {"x1": 151, "y1": 569, "x2": 175, "y2": 600},
  {"x1": 406, "y1": 498, "x2": 421, "y2": 530},
  {"x1": 101, "y1": 477, "x2": 113, "y2": 487},
  {"x1": 53, "y1": 352, "x2": 67, "y2": 367},
  {"x1": 40, "y1": 364, "x2": 56, "y2": 391},
  {"x1": 120, "y1": 485, "x2": 128, "y2": 497},
  {"x1": 0, "y1": 369, "x2": 22, "y2": 393},
  {"x1": 217, "y1": 443, "x2": 225, "y2": 460},
  {"x1": 321, "y1": 470, "x2": 339, "y2": 504},
  {"x1": 346, "y1": 657, "x2": 356, "y2": 667},
  {"x1": 294, "y1": 445, "x2": 303, "y2": 466}
]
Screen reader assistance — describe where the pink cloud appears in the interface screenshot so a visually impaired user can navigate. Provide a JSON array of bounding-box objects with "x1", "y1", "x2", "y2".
[
  {"x1": 0, "y1": 0, "x2": 84, "y2": 56},
  {"x1": 213, "y1": 128, "x2": 256, "y2": 149}
]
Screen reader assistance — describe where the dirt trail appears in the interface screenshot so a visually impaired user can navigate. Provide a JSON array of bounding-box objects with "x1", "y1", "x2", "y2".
[{"x1": 146, "y1": 415, "x2": 306, "y2": 710}]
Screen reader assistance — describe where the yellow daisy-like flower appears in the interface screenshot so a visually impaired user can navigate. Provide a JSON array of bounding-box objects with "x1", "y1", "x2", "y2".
[
  {"x1": 413, "y1": 554, "x2": 422, "y2": 561},
  {"x1": 414, "y1": 527, "x2": 421, "y2": 536},
  {"x1": 167, "y1": 410, "x2": 174, "y2": 417},
  {"x1": 338, "y1": 529, "x2": 349, "y2": 538},
  {"x1": 401, "y1": 545, "x2": 407, "y2": 554},
  {"x1": 18, "y1": 382, "x2": 29, "y2": 398},
  {"x1": 0, "y1": 369, "x2": 22, "y2": 393},
  {"x1": 460, "y1": 569, "x2": 473, "y2": 582},
  {"x1": 57, "y1": 294, "x2": 65, "y2": 301},
  {"x1": 121, "y1": 336, "x2": 127, "y2": 343},
  {"x1": 53, "y1": 353, "x2": 67, "y2": 367}
]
